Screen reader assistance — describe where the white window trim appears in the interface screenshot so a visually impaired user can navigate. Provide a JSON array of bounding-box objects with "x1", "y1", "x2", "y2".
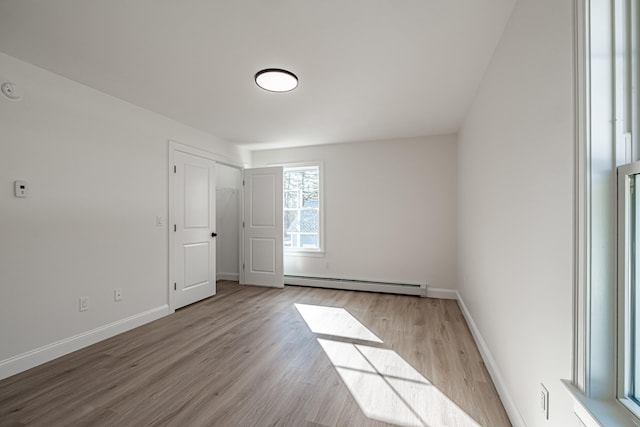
[
  {"x1": 617, "y1": 161, "x2": 640, "y2": 419},
  {"x1": 570, "y1": 0, "x2": 640, "y2": 425},
  {"x1": 565, "y1": 381, "x2": 639, "y2": 427},
  {"x1": 282, "y1": 161, "x2": 325, "y2": 255}
]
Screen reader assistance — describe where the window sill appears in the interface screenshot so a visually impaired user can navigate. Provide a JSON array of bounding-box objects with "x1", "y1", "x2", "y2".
[{"x1": 563, "y1": 380, "x2": 640, "y2": 427}]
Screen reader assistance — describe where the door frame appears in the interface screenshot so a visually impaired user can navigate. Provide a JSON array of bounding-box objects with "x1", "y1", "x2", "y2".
[{"x1": 168, "y1": 140, "x2": 245, "y2": 311}]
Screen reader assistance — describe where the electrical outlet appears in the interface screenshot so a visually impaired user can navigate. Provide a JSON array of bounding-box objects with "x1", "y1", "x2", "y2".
[
  {"x1": 540, "y1": 383, "x2": 549, "y2": 420},
  {"x1": 79, "y1": 297, "x2": 89, "y2": 312},
  {"x1": 114, "y1": 288, "x2": 123, "y2": 302}
]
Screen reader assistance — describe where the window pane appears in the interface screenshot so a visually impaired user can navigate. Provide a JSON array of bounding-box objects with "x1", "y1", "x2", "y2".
[
  {"x1": 302, "y1": 191, "x2": 319, "y2": 208},
  {"x1": 284, "y1": 172, "x2": 298, "y2": 191},
  {"x1": 285, "y1": 191, "x2": 298, "y2": 209},
  {"x1": 283, "y1": 165, "x2": 320, "y2": 250},
  {"x1": 300, "y1": 234, "x2": 318, "y2": 248},
  {"x1": 284, "y1": 210, "x2": 299, "y2": 233},
  {"x1": 300, "y1": 210, "x2": 318, "y2": 232}
]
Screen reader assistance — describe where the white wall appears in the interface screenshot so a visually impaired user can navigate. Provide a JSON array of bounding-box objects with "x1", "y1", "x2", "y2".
[
  {"x1": 457, "y1": 0, "x2": 574, "y2": 426},
  {"x1": 252, "y1": 135, "x2": 458, "y2": 290},
  {"x1": 0, "y1": 51, "x2": 249, "y2": 377},
  {"x1": 216, "y1": 164, "x2": 241, "y2": 280}
]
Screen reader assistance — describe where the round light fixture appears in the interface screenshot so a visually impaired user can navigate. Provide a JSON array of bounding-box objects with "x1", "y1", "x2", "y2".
[{"x1": 255, "y1": 68, "x2": 298, "y2": 92}]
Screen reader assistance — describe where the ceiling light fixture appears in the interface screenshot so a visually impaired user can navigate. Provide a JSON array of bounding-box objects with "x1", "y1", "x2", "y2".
[{"x1": 255, "y1": 68, "x2": 298, "y2": 92}]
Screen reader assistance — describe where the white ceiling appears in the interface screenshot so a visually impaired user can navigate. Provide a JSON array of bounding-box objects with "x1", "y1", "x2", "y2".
[{"x1": 0, "y1": 0, "x2": 516, "y2": 150}]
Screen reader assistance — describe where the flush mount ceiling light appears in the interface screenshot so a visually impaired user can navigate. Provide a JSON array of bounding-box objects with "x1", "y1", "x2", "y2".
[{"x1": 255, "y1": 68, "x2": 298, "y2": 92}]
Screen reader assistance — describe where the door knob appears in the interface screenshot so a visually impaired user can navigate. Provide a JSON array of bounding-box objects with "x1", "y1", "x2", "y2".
[{"x1": 211, "y1": 232, "x2": 217, "y2": 237}]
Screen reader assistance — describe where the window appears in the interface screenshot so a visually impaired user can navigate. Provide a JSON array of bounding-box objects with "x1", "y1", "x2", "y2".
[
  {"x1": 618, "y1": 162, "x2": 640, "y2": 414},
  {"x1": 616, "y1": 0, "x2": 640, "y2": 417},
  {"x1": 571, "y1": 0, "x2": 640, "y2": 424},
  {"x1": 283, "y1": 163, "x2": 322, "y2": 251}
]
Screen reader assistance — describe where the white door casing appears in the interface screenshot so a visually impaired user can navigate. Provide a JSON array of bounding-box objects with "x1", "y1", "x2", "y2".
[
  {"x1": 241, "y1": 167, "x2": 284, "y2": 288},
  {"x1": 172, "y1": 150, "x2": 217, "y2": 309}
]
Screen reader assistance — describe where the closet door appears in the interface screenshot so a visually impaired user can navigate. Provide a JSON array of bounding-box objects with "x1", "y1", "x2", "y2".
[{"x1": 241, "y1": 167, "x2": 283, "y2": 288}]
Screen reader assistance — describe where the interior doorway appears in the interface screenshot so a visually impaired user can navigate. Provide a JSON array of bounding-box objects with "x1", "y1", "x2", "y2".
[{"x1": 216, "y1": 164, "x2": 242, "y2": 281}]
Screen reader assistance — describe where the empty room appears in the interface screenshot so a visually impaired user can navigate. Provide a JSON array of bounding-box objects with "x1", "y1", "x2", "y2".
[{"x1": 0, "y1": 0, "x2": 638, "y2": 426}]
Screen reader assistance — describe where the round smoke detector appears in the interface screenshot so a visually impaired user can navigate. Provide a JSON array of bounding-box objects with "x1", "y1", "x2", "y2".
[{"x1": 1, "y1": 82, "x2": 22, "y2": 100}]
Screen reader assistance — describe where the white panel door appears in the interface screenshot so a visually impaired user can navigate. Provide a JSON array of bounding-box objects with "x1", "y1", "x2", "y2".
[
  {"x1": 173, "y1": 151, "x2": 216, "y2": 309},
  {"x1": 242, "y1": 167, "x2": 284, "y2": 288}
]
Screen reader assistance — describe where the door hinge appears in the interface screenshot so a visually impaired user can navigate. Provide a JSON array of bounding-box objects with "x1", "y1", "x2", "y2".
[
  {"x1": 174, "y1": 224, "x2": 177, "y2": 232},
  {"x1": 242, "y1": 221, "x2": 245, "y2": 228},
  {"x1": 243, "y1": 180, "x2": 245, "y2": 186},
  {"x1": 242, "y1": 264, "x2": 245, "y2": 270},
  {"x1": 173, "y1": 165, "x2": 176, "y2": 173},
  {"x1": 174, "y1": 283, "x2": 177, "y2": 291}
]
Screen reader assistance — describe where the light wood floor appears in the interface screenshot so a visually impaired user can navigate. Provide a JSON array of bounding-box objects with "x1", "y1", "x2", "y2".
[{"x1": 0, "y1": 281, "x2": 511, "y2": 427}]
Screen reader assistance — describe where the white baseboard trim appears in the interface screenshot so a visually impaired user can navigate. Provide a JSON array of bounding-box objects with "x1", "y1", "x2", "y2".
[
  {"x1": 285, "y1": 275, "x2": 432, "y2": 297},
  {"x1": 425, "y1": 287, "x2": 458, "y2": 300},
  {"x1": 0, "y1": 305, "x2": 171, "y2": 381},
  {"x1": 285, "y1": 275, "x2": 457, "y2": 299},
  {"x1": 217, "y1": 272, "x2": 239, "y2": 281},
  {"x1": 240, "y1": 282, "x2": 284, "y2": 289},
  {"x1": 456, "y1": 292, "x2": 526, "y2": 427}
]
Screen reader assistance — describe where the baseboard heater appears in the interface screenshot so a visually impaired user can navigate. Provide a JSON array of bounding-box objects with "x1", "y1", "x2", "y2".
[{"x1": 284, "y1": 275, "x2": 427, "y2": 297}]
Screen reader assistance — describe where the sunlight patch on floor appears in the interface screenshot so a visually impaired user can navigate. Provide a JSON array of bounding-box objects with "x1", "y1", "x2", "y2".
[
  {"x1": 295, "y1": 303, "x2": 480, "y2": 427},
  {"x1": 294, "y1": 303, "x2": 383, "y2": 343},
  {"x1": 318, "y1": 339, "x2": 480, "y2": 427}
]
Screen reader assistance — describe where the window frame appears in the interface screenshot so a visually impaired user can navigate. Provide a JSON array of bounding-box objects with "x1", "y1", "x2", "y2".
[
  {"x1": 282, "y1": 161, "x2": 324, "y2": 255},
  {"x1": 570, "y1": 0, "x2": 640, "y2": 425},
  {"x1": 617, "y1": 161, "x2": 640, "y2": 418}
]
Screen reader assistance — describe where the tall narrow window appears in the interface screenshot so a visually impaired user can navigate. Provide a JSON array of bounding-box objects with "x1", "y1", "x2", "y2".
[
  {"x1": 283, "y1": 164, "x2": 322, "y2": 251},
  {"x1": 571, "y1": 0, "x2": 640, "y2": 425}
]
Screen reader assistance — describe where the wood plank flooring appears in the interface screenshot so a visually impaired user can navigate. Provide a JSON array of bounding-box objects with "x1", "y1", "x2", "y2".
[{"x1": 0, "y1": 281, "x2": 511, "y2": 427}]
